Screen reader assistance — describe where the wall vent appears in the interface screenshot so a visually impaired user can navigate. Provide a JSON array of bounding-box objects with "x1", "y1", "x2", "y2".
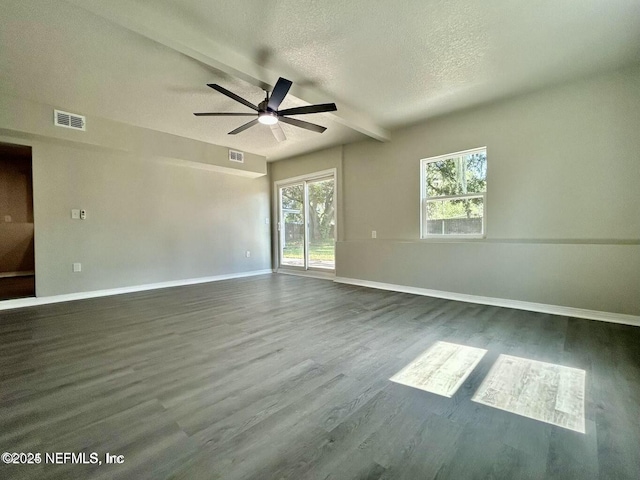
[
  {"x1": 229, "y1": 149, "x2": 244, "y2": 163},
  {"x1": 54, "y1": 109, "x2": 86, "y2": 131}
]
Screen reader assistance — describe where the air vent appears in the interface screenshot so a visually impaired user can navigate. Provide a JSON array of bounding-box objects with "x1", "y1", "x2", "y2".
[
  {"x1": 229, "y1": 149, "x2": 244, "y2": 163},
  {"x1": 54, "y1": 109, "x2": 86, "y2": 131}
]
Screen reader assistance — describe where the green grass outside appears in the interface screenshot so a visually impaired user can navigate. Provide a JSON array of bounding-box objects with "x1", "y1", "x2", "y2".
[{"x1": 282, "y1": 240, "x2": 335, "y2": 261}]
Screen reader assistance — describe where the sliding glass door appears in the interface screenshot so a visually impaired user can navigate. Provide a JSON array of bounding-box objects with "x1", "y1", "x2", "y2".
[
  {"x1": 278, "y1": 173, "x2": 335, "y2": 271},
  {"x1": 306, "y1": 177, "x2": 335, "y2": 269},
  {"x1": 280, "y1": 183, "x2": 305, "y2": 267}
]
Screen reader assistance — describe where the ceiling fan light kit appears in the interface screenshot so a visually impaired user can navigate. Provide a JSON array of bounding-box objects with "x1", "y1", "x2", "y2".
[
  {"x1": 194, "y1": 77, "x2": 337, "y2": 142},
  {"x1": 258, "y1": 111, "x2": 278, "y2": 125}
]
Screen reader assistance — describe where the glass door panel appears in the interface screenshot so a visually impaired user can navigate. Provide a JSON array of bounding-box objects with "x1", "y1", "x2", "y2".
[
  {"x1": 307, "y1": 178, "x2": 335, "y2": 270},
  {"x1": 278, "y1": 174, "x2": 336, "y2": 271},
  {"x1": 280, "y1": 183, "x2": 305, "y2": 267}
]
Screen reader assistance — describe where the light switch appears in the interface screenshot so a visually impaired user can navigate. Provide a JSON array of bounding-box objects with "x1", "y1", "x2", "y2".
[
  {"x1": 71, "y1": 209, "x2": 80, "y2": 219},
  {"x1": 4, "y1": 215, "x2": 11, "y2": 223},
  {"x1": 73, "y1": 263, "x2": 82, "y2": 272},
  {"x1": 371, "y1": 230, "x2": 377, "y2": 239}
]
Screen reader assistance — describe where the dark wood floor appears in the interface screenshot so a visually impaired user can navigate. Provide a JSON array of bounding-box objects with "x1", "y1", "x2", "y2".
[{"x1": 0, "y1": 274, "x2": 638, "y2": 479}]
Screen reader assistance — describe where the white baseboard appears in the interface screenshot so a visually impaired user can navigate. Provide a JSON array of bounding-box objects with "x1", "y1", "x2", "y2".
[
  {"x1": 334, "y1": 276, "x2": 640, "y2": 327},
  {"x1": 0, "y1": 269, "x2": 273, "y2": 311}
]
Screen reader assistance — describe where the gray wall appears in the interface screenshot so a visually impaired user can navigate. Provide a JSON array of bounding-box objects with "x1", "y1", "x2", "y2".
[
  {"x1": 0, "y1": 94, "x2": 271, "y2": 297},
  {"x1": 0, "y1": 94, "x2": 267, "y2": 178},
  {"x1": 274, "y1": 65, "x2": 640, "y2": 315},
  {"x1": 24, "y1": 140, "x2": 270, "y2": 297}
]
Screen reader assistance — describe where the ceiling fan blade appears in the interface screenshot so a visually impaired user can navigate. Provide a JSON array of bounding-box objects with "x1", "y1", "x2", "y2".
[
  {"x1": 228, "y1": 118, "x2": 259, "y2": 135},
  {"x1": 270, "y1": 123, "x2": 287, "y2": 142},
  {"x1": 194, "y1": 112, "x2": 256, "y2": 116},
  {"x1": 277, "y1": 103, "x2": 337, "y2": 116},
  {"x1": 279, "y1": 116, "x2": 327, "y2": 134},
  {"x1": 208, "y1": 84, "x2": 259, "y2": 111},
  {"x1": 267, "y1": 77, "x2": 293, "y2": 111}
]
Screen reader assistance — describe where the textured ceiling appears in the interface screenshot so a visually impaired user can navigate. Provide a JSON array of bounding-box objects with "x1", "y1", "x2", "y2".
[{"x1": 1, "y1": 0, "x2": 639, "y2": 160}]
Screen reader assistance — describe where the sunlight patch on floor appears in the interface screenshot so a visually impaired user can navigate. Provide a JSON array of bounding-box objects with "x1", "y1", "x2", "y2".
[
  {"x1": 472, "y1": 354, "x2": 586, "y2": 433},
  {"x1": 390, "y1": 341, "x2": 487, "y2": 397}
]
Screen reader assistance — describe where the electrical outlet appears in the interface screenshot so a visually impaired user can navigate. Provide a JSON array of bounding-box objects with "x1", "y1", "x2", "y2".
[
  {"x1": 80, "y1": 209, "x2": 86, "y2": 220},
  {"x1": 245, "y1": 250, "x2": 251, "y2": 258},
  {"x1": 371, "y1": 230, "x2": 377, "y2": 239},
  {"x1": 73, "y1": 263, "x2": 82, "y2": 272}
]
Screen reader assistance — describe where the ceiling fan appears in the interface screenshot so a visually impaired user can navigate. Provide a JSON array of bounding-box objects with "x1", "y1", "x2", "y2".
[{"x1": 194, "y1": 77, "x2": 337, "y2": 142}]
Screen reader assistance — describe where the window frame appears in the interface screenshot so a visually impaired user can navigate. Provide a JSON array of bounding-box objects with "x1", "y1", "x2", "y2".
[{"x1": 420, "y1": 147, "x2": 487, "y2": 240}]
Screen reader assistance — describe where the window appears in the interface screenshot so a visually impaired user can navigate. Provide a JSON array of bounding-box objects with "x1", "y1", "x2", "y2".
[{"x1": 420, "y1": 147, "x2": 487, "y2": 238}]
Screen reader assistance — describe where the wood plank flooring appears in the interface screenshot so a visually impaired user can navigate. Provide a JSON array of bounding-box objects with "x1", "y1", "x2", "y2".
[
  {"x1": 472, "y1": 354, "x2": 586, "y2": 433},
  {"x1": 390, "y1": 341, "x2": 487, "y2": 398},
  {"x1": 0, "y1": 274, "x2": 639, "y2": 479}
]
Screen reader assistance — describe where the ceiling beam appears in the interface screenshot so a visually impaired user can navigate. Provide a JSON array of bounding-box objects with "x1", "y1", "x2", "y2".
[{"x1": 64, "y1": 0, "x2": 390, "y2": 142}]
